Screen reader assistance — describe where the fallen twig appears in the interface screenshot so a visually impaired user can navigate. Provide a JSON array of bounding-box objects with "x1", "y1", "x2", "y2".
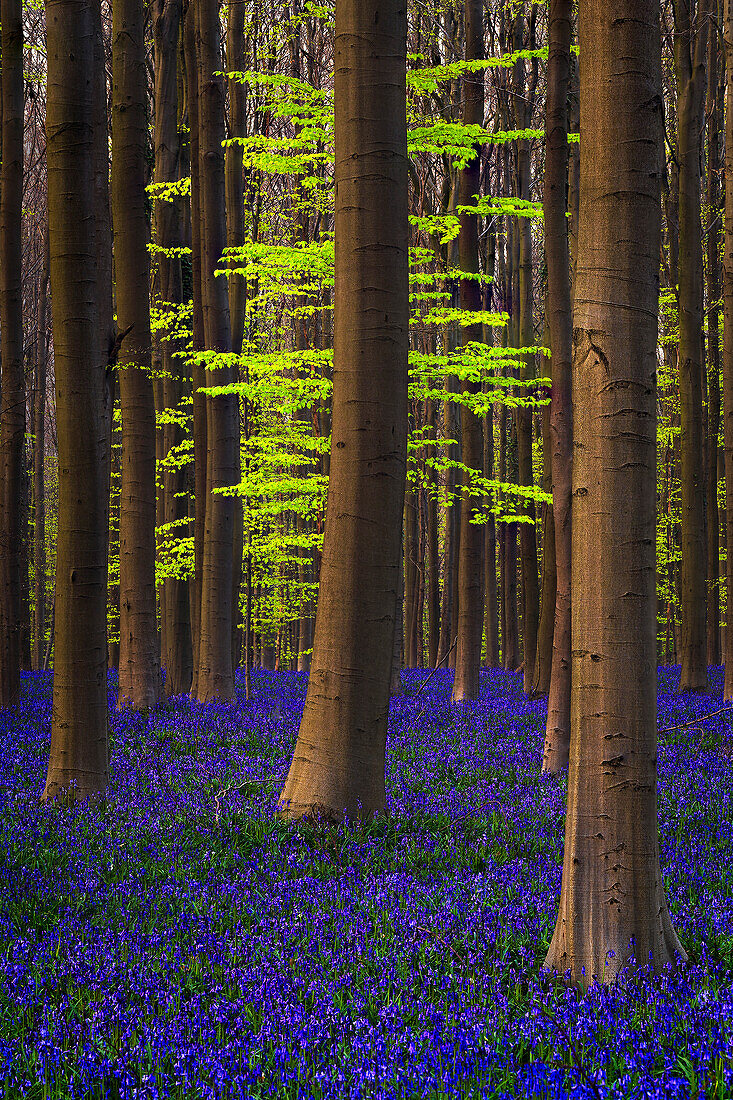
[
  {"x1": 658, "y1": 703, "x2": 733, "y2": 735},
  {"x1": 214, "y1": 775, "x2": 285, "y2": 825}
]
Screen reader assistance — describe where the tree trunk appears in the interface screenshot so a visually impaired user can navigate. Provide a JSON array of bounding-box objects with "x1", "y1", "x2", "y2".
[
  {"x1": 184, "y1": 1, "x2": 206, "y2": 699},
  {"x1": 0, "y1": 0, "x2": 24, "y2": 708},
  {"x1": 113, "y1": 0, "x2": 162, "y2": 710},
  {"x1": 33, "y1": 234, "x2": 49, "y2": 671},
  {"x1": 279, "y1": 0, "x2": 408, "y2": 821},
  {"x1": 391, "y1": 546, "x2": 404, "y2": 695},
  {"x1": 43, "y1": 0, "x2": 112, "y2": 801},
  {"x1": 512, "y1": 11, "x2": 539, "y2": 694},
  {"x1": 194, "y1": 0, "x2": 238, "y2": 702},
  {"x1": 425, "y1": 400, "x2": 440, "y2": 667},
  {"x1": 542, "y1": 0, "x2": 573, "y2": 773},
  {"x1": 724, "y1": 0, "x2": 733, "y2": 699},
  {"x1": 452, "y1": 0, "x2": 485, "y2": 703},
  {"x1": 676, "y1": 0, "x2": 710, "y2": 692},
  {"x1": 226, "y1": 0, "x2": 245, "y2": 675},
  {"x1": 154, "y1": 0, "x2": 193, "y2": 696},
  {"x1": 404, "y1": 489, "x2": 418, "y2": 667},
  {"x1": 532, "y1": 316, "x2": 555, "y2": 696},
  {"x1": 706, "y1": 18, "x2": 722, "y2": 667},
  {"x1": 544, "y1": 0, "x2": 683, "y2": 984}
]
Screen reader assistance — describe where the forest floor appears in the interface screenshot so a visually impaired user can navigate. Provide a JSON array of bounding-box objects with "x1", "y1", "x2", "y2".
[{"x1": 0, "y1": 667, "x2": 732, "y2": 1099}]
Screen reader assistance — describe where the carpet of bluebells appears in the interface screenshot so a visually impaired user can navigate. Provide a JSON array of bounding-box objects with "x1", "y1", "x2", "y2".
[{"x1": 1, "y1": 666, "x2": 733, "y2": 1099}]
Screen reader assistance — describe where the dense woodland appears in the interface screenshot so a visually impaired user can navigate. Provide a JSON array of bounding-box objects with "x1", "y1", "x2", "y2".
[{"x1": 0, "y1": 0, "x2": 732, "y2": 1016}]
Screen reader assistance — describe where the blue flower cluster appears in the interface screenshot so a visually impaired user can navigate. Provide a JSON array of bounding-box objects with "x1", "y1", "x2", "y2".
[{"x1": 0, "y1": 665, "x2": 731, "y2": 1098}]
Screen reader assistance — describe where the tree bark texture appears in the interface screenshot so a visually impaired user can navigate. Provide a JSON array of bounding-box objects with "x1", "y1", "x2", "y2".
[
  {"x1": 184, "y1": 0, "x2": 206, "y2": 699},
  {"x1": 279, "y1": 0, "x2": 408, "y2": 821},
  {"x1": 113, "y1": 0, "x2": 162, "y2": 710},
  {"x1": 154, "y1": 0, "x2": 193, "y2": 696},
  {"x1": 194, "y1": 0, "x2": 238, "y2": 702},
  {"x1": 532, "y1": 323, "x2": 555, "y2": 697},
  {"x1": 544, "y1": 0, "x2": 684, "y2": 984},
  {"x1": 0, "y1": 0, "x2": 24, "y2": 708},
  {"x1": 513, "y1": 11, "x2": 539, "y2": 695},
  {"x1": 452, "y1": 0, "x2": 485, "y2": 703},
  {"x1": 706, "y1": 18, "x2": 722, "y2": 667},
  {"x1": 43, "y1": 0, "x2": 112, "y2": 800},
  {"x1": 542, "y1": 0, "x2": 573, "y2": 773},
  {"x1": 723, "y1": 0, "x2": 733, "y2": 699},
  {"x1": 33, "y1": 235, "x2": 50, "y2": 671}
]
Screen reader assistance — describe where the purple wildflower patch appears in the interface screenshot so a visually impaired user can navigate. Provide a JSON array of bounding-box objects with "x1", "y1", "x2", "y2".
[{"x1": 0, "y1": 666, "x2": 731, "y2": 1097}]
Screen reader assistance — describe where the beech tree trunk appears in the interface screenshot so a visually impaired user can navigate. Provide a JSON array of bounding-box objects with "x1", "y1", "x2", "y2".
[
  {"x1": 425, "y1": 400, "x2": 440, "y2": 667},
  {"x1": 33, "y1": 235, "x2": 49, "y2": 671},
  {"x1": 279, "y1": 0, "x2": 408, "y2": 821},
  {"x1": 113, "y1": 0, "x2": 162, "y2": 710},
  {"x1": 184, "y1": 1, "x2": 206, "y2": 700},
  {"x1": 0, "y1": 0, "x2": 24, "y2": 708},
  {"x1": 452, "y1": 0, "x2": 485, "y2": 703},
  {"x1": 544, "y1": 0, "x2": 683, "y2": 984},
  {"x1": 226, "y1": 0, "x2": 245, "y2": 674},
  {"x1": 532, "y1": 324, "x2": 555, "y2": 698},
  {"x1": 676, "y1": 0, "x2": 710, "y2": 692},
  {"x1": 542, "y1": 0, "x2": 573, "y2": 773},
  {"x1": 513, "y1": 10, "x2": 539, "y2": 694},
  {"x1": 43, "y1": 0, "x2": 112, "y2": 801},
  {"x1": 194, "y1": 0, "x2": 238, "y2": 702},
  {"x1": 154, "y1": 0, "x2": 193, "y2": 696},
  {"x1": 724, "y1": 0, "x2": 733, "y2": 699},
  {"x1": 706, "y1": 19, "x2": 722, "y2": 667}
]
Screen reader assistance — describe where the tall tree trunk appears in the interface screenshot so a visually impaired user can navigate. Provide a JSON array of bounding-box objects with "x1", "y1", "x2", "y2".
[
  {"x1": 154, "y1": 0, "x2": 193, "y2": 696},
  {"x1": 279, "y1": 0, "x2": 408, "y2": 821},
  {"x1": 542, "y1": 0, "x2": 573, "y2": 773},
  {"x1": 723, "y1": 0, "x2": 733, "y2": 699},
  {"x1": 676, "y1": 0, "x2": 710, "y2": 692},
  {"x1": 532, "y1": 321, "x2": 555, "y2": 697},
  {"x1": 425, "y1": 399, "x2": 440, "y2": 667},
  {"x1": 19, "y1": 451, "x2": 30, "y2": 670},
  {"x1": 0, "y1": 0, "x2": 24, "y2": 708},
  {"x1": 391, "y1": 546, "x2": 404, "y2": 694},
  {"x1": 706, "y1": 16, "x2": 722, "y2": 666},
  {"x1": 43, "y1": 0, "x2": 112, "y2": 801},
  {"x1": 195, "y1": 0, "x2": 238, "y2": 702},
  {"x1": 184, "y1": 0, "x2": 206, "y2": 699},
  {"x1": 513, "y1": 12, "x2": 539, "y2": 694},
  {"x1": 226, "y1": 0, "x2": 246, "y2": 675},
  {"x1": 113, "y1": 0, "x2": 162, "y2": 710},
  {"x1": 33, "y1": 234, "x2": 49, "y2": 671},
  {"x1": 544, "y1": 0, "x2": 683, "y2": 984},
  {"x1": 452, "y1": 0, "x2": 485, "y2": 703},
  {"x1": 404, "y1": 489, "x2": 418, "y2": 667}
]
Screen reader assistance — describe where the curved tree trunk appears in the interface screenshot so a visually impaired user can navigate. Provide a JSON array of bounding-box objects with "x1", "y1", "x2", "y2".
[
  {"x1": 542, "y1": 0, "x2": 573, "y2": 773},
  {"x1": 43, "y1": 0, "x2": 112, "y2": 801},
  {"x1": 452, "y1": 0, "x2": 485, "y2": 703},
  {"x1": 113, "y1": 0, "x2": 162, "y2": 710},
  {"x1": 544, "y1": 0, "x2": 683, "y2": 984},
  {"x1": 279, "y1": 0, "x2": 408, "y2": 821},
  {"x1": 0, "y1": 0, "x2": 24, "y2": 709}
]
